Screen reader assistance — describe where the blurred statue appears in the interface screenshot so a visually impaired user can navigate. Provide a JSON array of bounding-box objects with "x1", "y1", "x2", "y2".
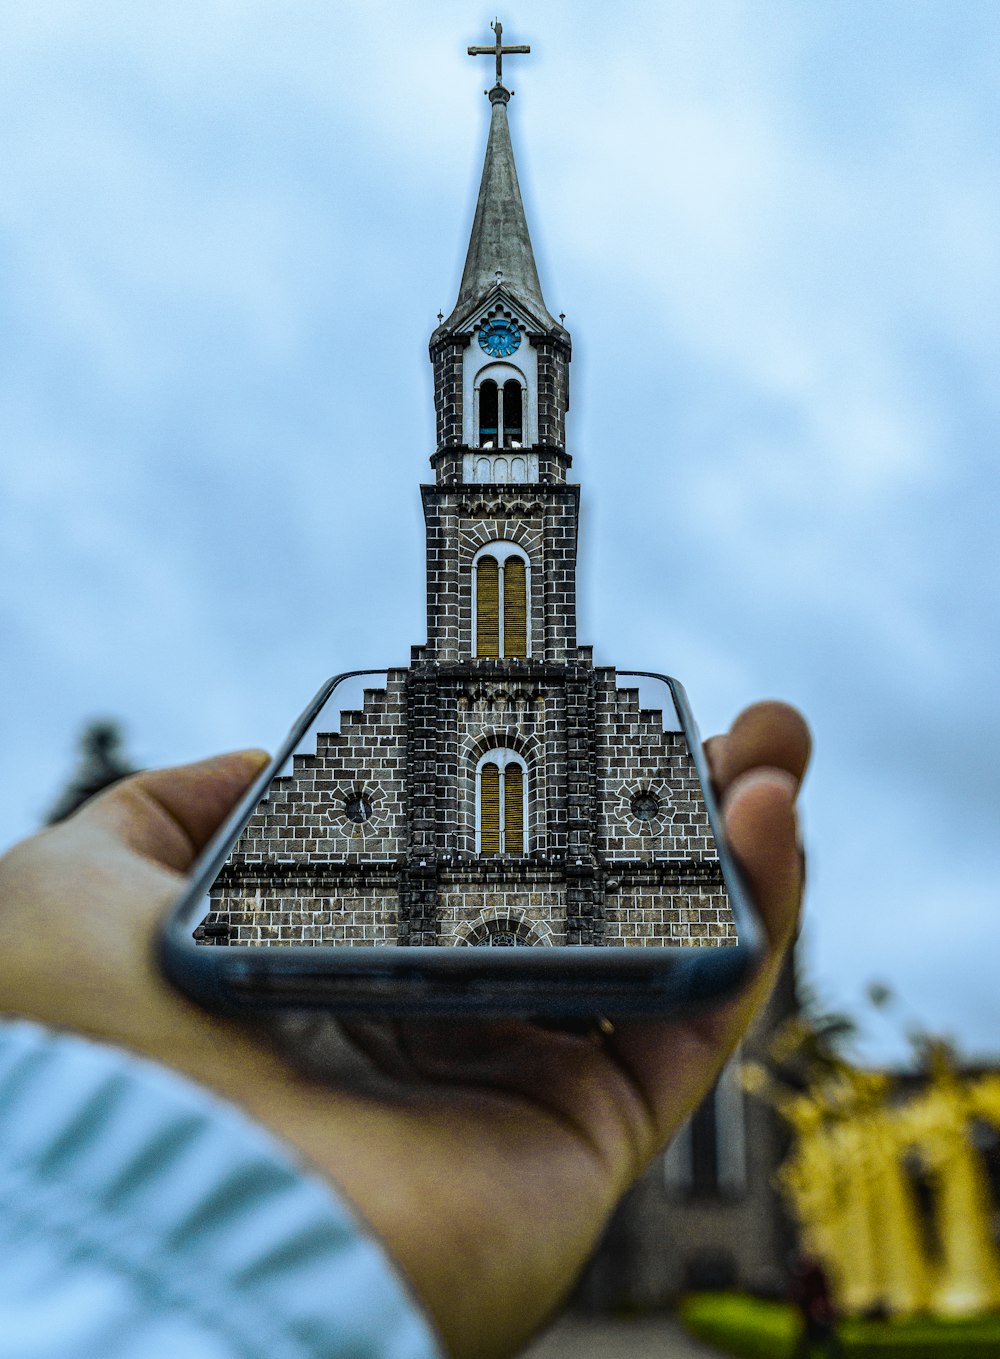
[{"x1": 46, "y1": 720, "x2": 138, "y2": 824}]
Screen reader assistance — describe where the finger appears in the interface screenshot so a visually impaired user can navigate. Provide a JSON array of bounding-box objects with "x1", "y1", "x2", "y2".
[
  {"x1": 80, "y1": 750, "x2": 271, "y2": 873},
  {"x1": 606, "y1": 767, "x2": 802, "y2": 1147},
  {"x1": 714, "y1": 701, "x2": 811, "y2": 798},
  {"x1": 723, "y1": 767, "x2": 803, "y2": 955},
  {"x1": 703, "y1": 733, "x2": 728, "y2": 794}
]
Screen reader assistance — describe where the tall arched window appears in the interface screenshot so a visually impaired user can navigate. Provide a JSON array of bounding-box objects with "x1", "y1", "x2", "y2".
[
  {"x1": 478, "y1": 380, "x2": 498, "y2": 447},
  {"x1": 474, "y1": 545, "x2": 528, "y2": 658},
  {"x1": 503, "y1": 557, "x2": 527, "y2": 657},
  {"x1": 503, "y1": 379, "x2": 523, "y2": 446},
  {"x1": 475, "y1": 555, "x2": 500, "y2": 657},
  {"x1": 477, "y1": 750, "x2": 527, "y2": 855}
]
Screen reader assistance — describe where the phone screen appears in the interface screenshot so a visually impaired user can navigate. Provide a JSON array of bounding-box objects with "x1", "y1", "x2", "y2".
[{"x1": 190, "y1": 670, "x2": 738, "y2": 954}]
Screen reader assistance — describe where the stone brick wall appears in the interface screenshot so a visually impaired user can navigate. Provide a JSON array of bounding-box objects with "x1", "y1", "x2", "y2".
[
  {"x1": 531, "y1": 335, "x2": 571, "y2": 447},
  {"x1": 438, "y1": 878, "x2": 566, "y2": 946},
  {"x1": 604, "y1": 885, "x2": 734, "y2": 947},
  {"x1": 594, "y1": 676, "x2": 719, "y2": 860},
  {"x1": 228, "y1": 673, "x2": 408, "y2": 866},
  {"x1": 204, "y1": 882, "x2": 398, "y2": 946},
  {"x1": 420, "y1": 483, "x2": 579, "y2": 663},
  {"x1": 430, "y1": 336, "x2": 469, "y2": 448}
]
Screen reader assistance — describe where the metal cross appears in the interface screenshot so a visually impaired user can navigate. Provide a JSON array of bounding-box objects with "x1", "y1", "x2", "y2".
[{"x1": 467, "y1": 19, "x2": 530, "y2": 87}]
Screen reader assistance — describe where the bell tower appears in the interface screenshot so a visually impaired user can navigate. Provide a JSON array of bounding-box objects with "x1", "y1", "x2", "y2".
[{"x1": 418, "y1": 27, "x2": 577, "y2": 667}]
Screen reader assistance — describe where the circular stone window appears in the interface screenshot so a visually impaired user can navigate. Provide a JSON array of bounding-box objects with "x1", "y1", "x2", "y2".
[
  {"x1": 344, "y1": 793, "x2": 373, "y2": 824},
  {"x1": 630, "y1": 791, "x2": 661, "y2": 823}
]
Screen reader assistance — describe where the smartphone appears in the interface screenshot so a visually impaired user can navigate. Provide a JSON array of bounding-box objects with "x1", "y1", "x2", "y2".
[{"x1": 159, "y1": 669, "x2": 763, "y2": 1018}]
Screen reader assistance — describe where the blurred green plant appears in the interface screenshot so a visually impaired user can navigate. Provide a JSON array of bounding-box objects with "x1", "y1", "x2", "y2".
[{"x1": 681, "y1": 1292, "x2": 1000, "y2": 1358}]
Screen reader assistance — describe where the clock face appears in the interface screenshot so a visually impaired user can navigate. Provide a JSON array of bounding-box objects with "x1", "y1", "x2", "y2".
[{"x1": 478, "y1": 317, "x2": 521, "y2": 358}]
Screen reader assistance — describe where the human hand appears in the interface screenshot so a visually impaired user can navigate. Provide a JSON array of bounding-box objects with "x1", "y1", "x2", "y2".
[{"x1": 0, "y1": 700, "x2": 809, "y2": 1359}]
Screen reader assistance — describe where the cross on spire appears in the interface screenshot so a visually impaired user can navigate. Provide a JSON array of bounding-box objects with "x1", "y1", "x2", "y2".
[{"x1": 467, "y1": 19, "x2": 530, "y2": 89}]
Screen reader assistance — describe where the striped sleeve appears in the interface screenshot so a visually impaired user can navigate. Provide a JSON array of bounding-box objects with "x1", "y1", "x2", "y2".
[{"x1": 0, "y1": 1018, "x2": 442, "y2": 1359}]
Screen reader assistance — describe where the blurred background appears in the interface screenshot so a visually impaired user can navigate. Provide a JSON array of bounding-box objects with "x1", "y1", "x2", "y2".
[{"x1": 2, "y1": 0, "x2": 998, "y2": 1075}]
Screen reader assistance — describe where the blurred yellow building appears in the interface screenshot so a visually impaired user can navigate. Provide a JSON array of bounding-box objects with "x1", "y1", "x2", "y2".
[{"x1": 747, "y1": 1028, "x2": 1000, "y2": 1318}]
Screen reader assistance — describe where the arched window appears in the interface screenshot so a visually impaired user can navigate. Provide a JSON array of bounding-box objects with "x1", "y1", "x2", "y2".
[
  {"x1": 478, "y1": 380, "x2": 498, "y2": 447},
  {"x1": 477, "y1": 750, "x2": 527, "y2": 855},
  {"x1": 475, "y1": 928, "x2": 528, "y2": 946},
  {"x1": 468, "y1": 919, "x2": 535, "y2": 946},
  {"x1": 474, "y1": 545, "x2": 528, "y2": 658},
  {"x1": 474, "y1": 368, "x2": 527, "y2": 451},
  {"x1": 475, "y1": 555, "x2": 500, "y2": 657},
  {"x1": 503, "y1": 379, "x2": 523, "y2": 447},
  {"x1": 503, "y1": 557, "x2": 527, "y2": 657}
]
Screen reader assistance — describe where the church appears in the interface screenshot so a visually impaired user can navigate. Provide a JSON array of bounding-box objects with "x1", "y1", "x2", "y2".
[{"x1": 197, "y1": 24, "x2": 736, "y2": 956}]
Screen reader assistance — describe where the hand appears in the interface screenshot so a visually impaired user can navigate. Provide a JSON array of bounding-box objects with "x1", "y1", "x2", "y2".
[{"x1": 0, "y1": 701, "x2": 809, "y2": 1359}]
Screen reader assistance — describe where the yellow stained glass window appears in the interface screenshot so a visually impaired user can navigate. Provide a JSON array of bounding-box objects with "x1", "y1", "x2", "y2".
[
  {"x1": 476, "y1": 556, "x2": 500, "y2": 657},
  {"x1": 480, "y1": 762, "x2": 501, "y2": 854},
  {"x1": 504, "y1": 762, "x2": 524, "y2": 854},
  {"x1": 502, "y1": 557, "x2": 527, "y2": 657}
]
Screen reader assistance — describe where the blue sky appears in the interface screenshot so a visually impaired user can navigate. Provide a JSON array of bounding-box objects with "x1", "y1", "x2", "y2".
[{"x1": 2, "y1": 2, "x2": 997, "y2": 1063}]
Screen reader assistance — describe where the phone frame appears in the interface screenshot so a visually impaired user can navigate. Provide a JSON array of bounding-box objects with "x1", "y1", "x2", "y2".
[{"x1": 159, "y1": 670, "x2": 765, "y2": 1019}]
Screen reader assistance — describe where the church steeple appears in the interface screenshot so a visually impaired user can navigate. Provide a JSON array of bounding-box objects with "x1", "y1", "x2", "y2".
[
  {"x1": 429, "y1": 21, "x2": 570, "y2": 461},
  {"x1": 420, "y1": 23, "x2": 578, "y2": 667},
  {"x1": 444, "y1": 83, "x2": 558, "y2": 333}
]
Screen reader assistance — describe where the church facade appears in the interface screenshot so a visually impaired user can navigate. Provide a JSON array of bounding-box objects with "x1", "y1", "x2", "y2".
[{"x1": 197, "y1": 50, "x2": 735, "y2": 954}]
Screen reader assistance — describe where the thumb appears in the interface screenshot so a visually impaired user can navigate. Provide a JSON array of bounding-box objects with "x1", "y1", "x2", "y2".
[{"x1": 80, "y1": 750, "x2": 271, "y2": 873}]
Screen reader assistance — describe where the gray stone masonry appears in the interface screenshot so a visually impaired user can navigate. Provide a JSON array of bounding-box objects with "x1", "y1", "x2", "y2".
[{"x1": 419, "y1": 481, "x2": 580, "y2": 664}]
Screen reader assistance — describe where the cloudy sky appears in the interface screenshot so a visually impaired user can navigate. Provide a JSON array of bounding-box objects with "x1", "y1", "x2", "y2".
[{"x1": 2, "y1": 1, "x2": 997, "y2": 1064}]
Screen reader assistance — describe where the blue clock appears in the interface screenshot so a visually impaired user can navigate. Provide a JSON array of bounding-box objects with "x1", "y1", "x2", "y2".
[{"x1": 478, "y1": 317, "x2": 521, "y2": 358}]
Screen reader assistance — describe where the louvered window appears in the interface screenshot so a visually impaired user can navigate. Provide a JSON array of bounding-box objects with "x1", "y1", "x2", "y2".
[
  {"x1": 503, "y1": 762, "x2": 524, "y2": 854},
  {"x1": 502, "y1": 557, "x2": 527, "y2": 658},
  {"x1": 476, "y1": 556, "x2": 500, "y2": 657},
  {"x1": 475, "y1": 549, "x2": 528, "y2": 658},
  {"x1": 479, "y1": 761, "x2": 501, "y2": 854},
  {"x1": 477, "y1": 751, "x2": 527, "y2": 854}
]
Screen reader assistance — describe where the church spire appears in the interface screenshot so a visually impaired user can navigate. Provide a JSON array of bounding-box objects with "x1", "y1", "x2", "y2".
[
  {"x1": 444, "y1": 22, "x2": 558, "y2": 332},
  {"x1": 429, "y1": 22, "x2": 570, "y2": 457}
]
